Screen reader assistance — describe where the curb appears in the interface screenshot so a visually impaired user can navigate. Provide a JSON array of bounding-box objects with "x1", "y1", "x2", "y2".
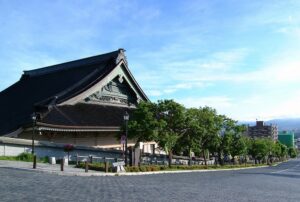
[
  {"x1": 106, "y1": 166, "x2": 270, "y2": 176},
  {"x1": 0, "y1": 164, "x2": 270, "y2": 177}
]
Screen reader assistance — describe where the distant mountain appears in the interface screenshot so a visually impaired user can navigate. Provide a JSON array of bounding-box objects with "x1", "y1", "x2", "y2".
[
  {"x1": 266, "y1": 118, "x2": 300, "y2": 131},
  {"x1": 239, "y1": 118, "x2": 300, "y2": 131},
  {"x1": 239, "y1": 118, "x2": 300, "y2": 138}
]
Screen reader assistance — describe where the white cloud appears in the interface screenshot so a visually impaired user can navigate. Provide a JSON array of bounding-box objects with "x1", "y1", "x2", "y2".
[
  {"x1": 163, "y1": 82, "x2": 207, "y2": 94},
  {"x1": 163, "y1": 54, "x2": 300, "y2": 85},
  {"x1": 177, "y1": 96, "x2": 233, "y2": 110},
  {"x1": 146, "y1": 90, "x2": 163, "y2": 97},
  {"x1": 136, "y1": 48, "x2": 250, "y2": 96}
]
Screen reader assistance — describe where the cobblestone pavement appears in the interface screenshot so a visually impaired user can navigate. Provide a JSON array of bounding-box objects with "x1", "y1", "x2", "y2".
[
  {"x1": 0, "y1": 159, "x2": 300, "y2": 202},
  {"x1": 0, "y1": 160, "x2": 98, "y2": 174}
]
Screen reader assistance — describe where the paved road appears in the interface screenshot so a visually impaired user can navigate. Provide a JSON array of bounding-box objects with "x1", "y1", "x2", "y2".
[{"x1": 0, "y1": 159, "x2": 299, "y2": 202}]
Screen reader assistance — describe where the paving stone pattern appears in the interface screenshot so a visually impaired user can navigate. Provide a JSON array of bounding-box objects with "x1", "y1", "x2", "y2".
[
  {"x1": 0, "y1": 160, "x2": 98, "y2": 174},
  {"x1": 0, "y1": 160, "x2": 300, "y2": 201}
]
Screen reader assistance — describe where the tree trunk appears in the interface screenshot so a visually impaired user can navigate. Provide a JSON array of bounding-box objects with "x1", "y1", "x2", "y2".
[
  {"x1": 188, "y1": 148, "x2": 192, "y2": 166},
  {"x1": 218, "y1": 151, "x2": 223, "y2": 166},
  {"x1": 217, "y1": 151, "x2": 220, "y2": 165},
  {"x1": 168, "y1": 150, "x2": 173, "y2": 168},
  {"x1": 203, "y1": 150, "x2": 207, "y2": 166}
]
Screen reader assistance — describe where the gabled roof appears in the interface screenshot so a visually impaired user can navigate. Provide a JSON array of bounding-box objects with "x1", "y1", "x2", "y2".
[{"x1": 0, "y1": 49, "x2": 148, "y2": 135}]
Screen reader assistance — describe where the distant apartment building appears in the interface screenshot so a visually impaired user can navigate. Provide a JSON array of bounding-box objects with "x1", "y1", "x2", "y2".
[{"x1": 247, "y1": 121, "x2": 278, "y2": 140}]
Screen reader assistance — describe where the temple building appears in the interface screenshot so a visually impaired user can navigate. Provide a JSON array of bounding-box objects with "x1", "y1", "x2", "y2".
[{"x1": 0, "y1": 49, "x2": 151, "y2": 150}]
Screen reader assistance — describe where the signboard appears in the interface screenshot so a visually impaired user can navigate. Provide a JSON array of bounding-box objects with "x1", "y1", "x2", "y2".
[
  {"x1": 112, "y1": 161, "x2": 125, "y2": 167},
  {"x1": 112, "y1": 161, "x2": 126, "y2": 173}
]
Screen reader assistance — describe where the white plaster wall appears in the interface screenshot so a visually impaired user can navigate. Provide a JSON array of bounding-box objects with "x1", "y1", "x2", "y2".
[
  {"x1": 0, "y1": 144, "x2": 4, "y2": 156},
  {"x1": 5, "y1": 144, "x2": 27, "y2": 156},
  {"x1": 0, "y1": 144, "x2": 29, "y2": 156}
]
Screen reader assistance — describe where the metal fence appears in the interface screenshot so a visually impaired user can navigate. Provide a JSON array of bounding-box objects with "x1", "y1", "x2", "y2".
[
  {"x1": 140, "y1": 154, "x2": 215, "y2": 166},
  {"x1": 74, "y1": 154, "x2": 124, "y2": 165}
]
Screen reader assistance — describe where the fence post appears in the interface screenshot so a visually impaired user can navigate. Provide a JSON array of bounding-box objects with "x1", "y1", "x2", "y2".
[
  {"x1": 33, "y1": 155, "x2": 37, "y2": 169},
  {"x1": 85, "y1": 161, "x2": 88, "y2": 173},
  {"x1": 60, "y1": 158, "x2": 64, "y2": 171}
]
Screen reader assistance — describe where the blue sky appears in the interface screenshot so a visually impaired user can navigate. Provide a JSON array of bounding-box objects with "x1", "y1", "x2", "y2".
[{"x1": 1, "y1": 0, "x2": 300, "y2": 121}]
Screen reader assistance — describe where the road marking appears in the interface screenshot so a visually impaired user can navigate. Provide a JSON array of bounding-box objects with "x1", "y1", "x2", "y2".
[
  {"x1": 271, "y1": 168, "x2": 290, "y2": 173},
  {"x1": 271, "y1": 163, "x2": 300, "y2": 174}
]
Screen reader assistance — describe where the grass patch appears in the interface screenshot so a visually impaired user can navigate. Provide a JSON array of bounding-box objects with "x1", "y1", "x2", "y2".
[
  {"x1": 0, "y1": 152, "x2": 49, "y2": 163},
  {"x1": 75, "y1": 162, "x2": 276, "y2": 173}
]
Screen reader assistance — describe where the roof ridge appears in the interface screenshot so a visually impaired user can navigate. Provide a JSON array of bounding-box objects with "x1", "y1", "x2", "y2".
[{"x1": 23, "y1": 49, "x2": 121, "y2": 77}]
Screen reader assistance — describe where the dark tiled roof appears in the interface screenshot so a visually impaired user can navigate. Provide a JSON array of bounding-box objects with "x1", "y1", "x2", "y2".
[
  {"x1": 40, "y1": 103, "x2": 133, "y2": 128},
  {"x1": 0, "y1": 50, "x2": 121, "y2": 135}
]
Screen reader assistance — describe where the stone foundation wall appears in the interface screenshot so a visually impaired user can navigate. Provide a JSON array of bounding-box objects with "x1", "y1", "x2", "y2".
[{"x1": 0, "y1": 137, "x2": 123, "y2": 160}]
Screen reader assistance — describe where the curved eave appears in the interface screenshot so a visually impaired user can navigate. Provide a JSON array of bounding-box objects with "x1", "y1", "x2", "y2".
[
  {"x1": 36, "y1": 122, "x2": 121, "y2": 132},
  {"x1": 2, "y1": 127, "x2": 24, "y2": 137}
]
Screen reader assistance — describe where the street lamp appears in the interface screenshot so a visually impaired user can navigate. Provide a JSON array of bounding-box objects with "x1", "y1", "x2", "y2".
[
  {"x1": 31, "y1": 112, "x2": 37, "y2": 154},
  {"x1": 124, "y1": 111, "x2": 129, "y2": 166}
]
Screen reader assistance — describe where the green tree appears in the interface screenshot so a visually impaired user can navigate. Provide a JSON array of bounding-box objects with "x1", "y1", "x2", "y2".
[
  {"x1": 220, "y1": 133, "x2": 233, "y2": 164},
  {"x1": 249, "y1": 138, "x2": 269, "y2": 164},
  {"x1": 279, "y1": 143, "x2": 288, "y2": 161},
  {"x1": 156, "y1": 100, "x2": 186, "y2": 166},
  {"x1": 174, "y1": 108, "x2": 199, "y2": 158},
  {"x1": 217, "y1": 119, "x2": 248, "y2": 165},
  {"x1": 128, "y1": 101, "x2": 159, "y2": 143},
  {"x1": 264, "y1": 138, "x2": 275, "y2": 164},
  {"x1": 231, "y1": 134, "x2": 248, "y2": 164},
  {"x1": 288, "y1": 147, "x2": 298, "y2": 158},
  {"x1": 273, "y1": 141, "x2": 282, "y2": 160},
  {"x1": 128, "y1": 100, "x2": 186, "y2": 167},
  {"x1": 186, "y1": 107, "x2": 223, "y2": 165}
]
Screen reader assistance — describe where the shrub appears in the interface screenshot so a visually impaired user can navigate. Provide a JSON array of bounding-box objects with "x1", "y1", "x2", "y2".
[
  {"x1": 288, "y1": 147, "x2": 298, "y2": 158},
  {"x1": 17, "y1": 152, "x2": 34, "y2": 162},
  {"x1": 76, "y1": 162, "x2": 109, "y2": 171},
  {"x1": 75, "y1": 161, "x2": 270, "y2": 173},
  {"x1": 38, "y1": 156, "x2": 49, "y2": 163},
  {"x1": 159, "y1": 166, "x2": 168, "y2": 170},
  {"x1": 76, "y1": 162, "x2": 112, "y2": 172},
  {"x1": 139, "y1": 166, "x2": 147, "y2": 172}
]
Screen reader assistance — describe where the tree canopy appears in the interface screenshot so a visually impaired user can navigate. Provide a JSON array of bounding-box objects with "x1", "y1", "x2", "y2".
[{"x1": 127, "y1": 99, "x2": 297, "y2": 166}]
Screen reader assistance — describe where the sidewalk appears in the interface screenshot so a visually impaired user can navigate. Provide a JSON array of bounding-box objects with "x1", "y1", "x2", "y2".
[
  {"x1": 0, "y1": 160, "x2": 270, "y2": 176},
  {"x1": 0, "y1": 160, "x2": 102, "y2": 176}
]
